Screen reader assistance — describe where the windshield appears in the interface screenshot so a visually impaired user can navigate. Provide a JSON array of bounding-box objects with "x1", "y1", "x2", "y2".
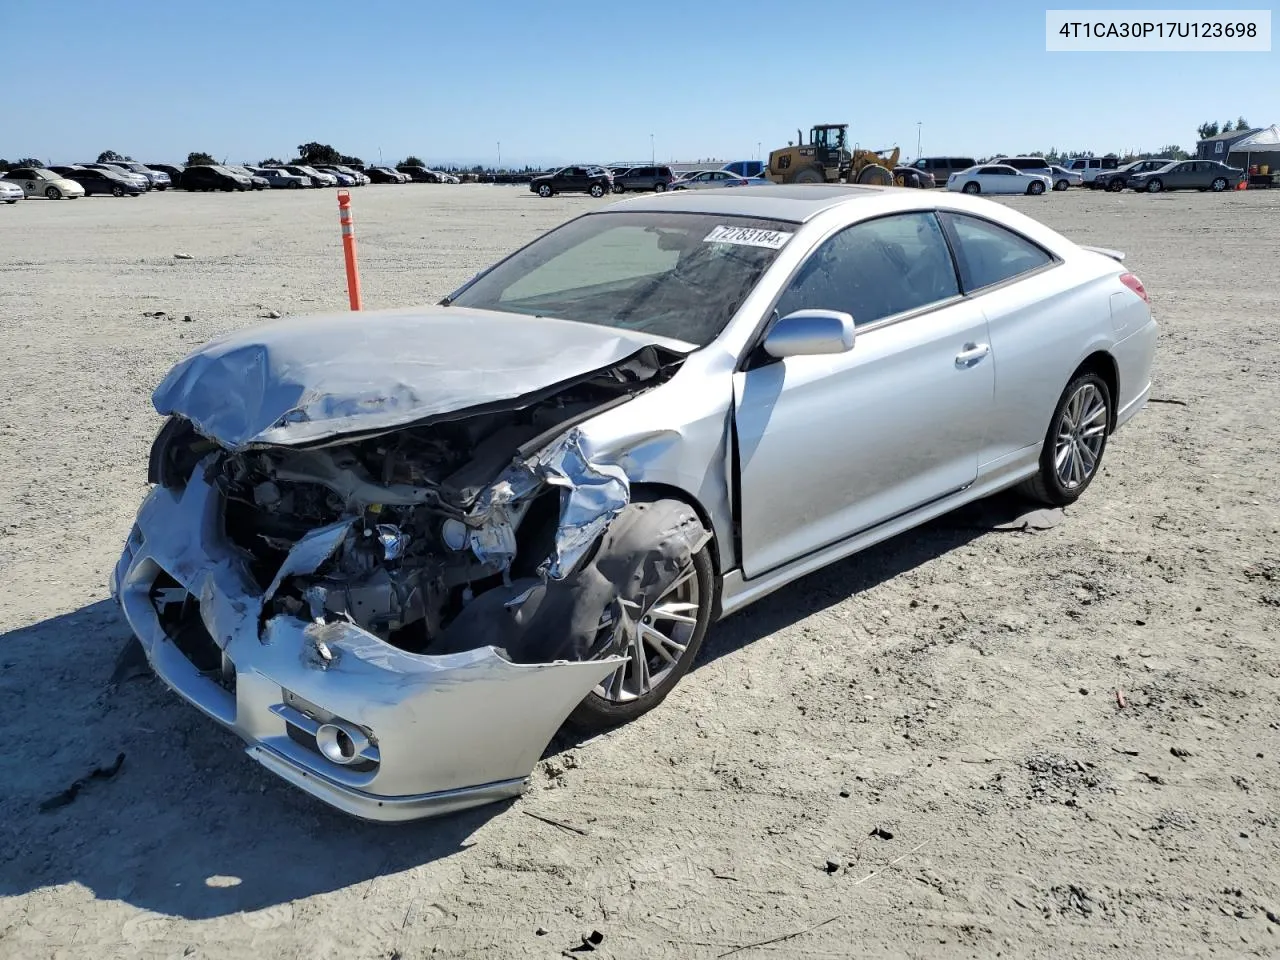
[{"x1": 447, "y1": 211, "x2": 795, "y2": 347}]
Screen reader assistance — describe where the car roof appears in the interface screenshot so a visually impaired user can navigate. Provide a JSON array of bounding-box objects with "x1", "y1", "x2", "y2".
[{"x1": 609, "y1": 184, "x2": 893, "y2": 223}]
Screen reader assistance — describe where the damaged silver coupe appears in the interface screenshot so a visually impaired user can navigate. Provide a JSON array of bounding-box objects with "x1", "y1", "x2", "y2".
[{"x1": 112, "y1": 186, "x2": 1156, "y2": 820}]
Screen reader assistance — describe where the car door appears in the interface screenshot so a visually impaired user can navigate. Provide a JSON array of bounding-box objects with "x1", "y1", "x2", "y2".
[
  {"x1": 1166, "y1": 162, "x2": 1193, "y2": 189},
  {"x1": 937, "y1": 210, "x2": 1067, "y2": 463},
  {"x1": 733, "y1": 211, "x2": 994, "y2": 578}
]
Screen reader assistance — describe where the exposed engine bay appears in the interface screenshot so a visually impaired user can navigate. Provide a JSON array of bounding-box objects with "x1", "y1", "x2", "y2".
[{"x1": 146, "y1": 345, "x2": 707, "y2": 665}]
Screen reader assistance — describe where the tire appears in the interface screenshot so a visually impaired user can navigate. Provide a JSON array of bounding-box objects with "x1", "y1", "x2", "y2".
[
  {"x1": 566, "y1": 508, "x2": 715, "y2": 733},
  {"x1": 792, "y1": 167, "x2": 825, "y2": 184},
  {"x1": 537, "y1": 184, "x2": 552, "y2": 198},
  {"x1": 1027, "y1": 180, "x2": 1046, "y2": 195},
  {"x1": 1107, "y1": 179, "x2": 1124, "y2": 192},
  {"x1": 112, "y1": 185, "x2": 124, "y2": 198},
  {"x1": 589, "y1": 183, "x2": 605, "y2": 198},
  {"x1": 5, "y1": 199, "x2": 16, "y2": 204},
  {"x1": 855, "y1": 164, "x2": 893, "y2": 186},
  {"x1": 612, "y1": 183, "x2": 625, "y2": 193},
  {"x1": 1211, "y1": 177, "x2": 1228, "y2": 192},
  {"x1": 654, "y1": 181, "x2": 666, "y2": 192},
  {"x1": 288, "y1": 180, "x2": 301, "y2": 189},
  {"x1": 1053, "y1": 179, "x2": 1069, "y2": 191},
  {"x1": 1146, "y1": 179, "x2": 1163, "y2": 193},
  {"x1": 45, "y1": 186, "x2": 61, "y2": 200},
  {"x1": 1018, "y1": 372, "x2": 1111, "y2": 506},
  {"x1": 962, "y1": 181, "x2": 980, "y2": 194}
]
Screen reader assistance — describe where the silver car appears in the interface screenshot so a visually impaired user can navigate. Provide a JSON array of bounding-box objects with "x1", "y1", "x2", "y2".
[
  {"x1": 0, "y1": 180, "x2": 22, "y2": 203},
  {"x1": 111, "y1": 185, "x2": 1157, "y2": 821}
]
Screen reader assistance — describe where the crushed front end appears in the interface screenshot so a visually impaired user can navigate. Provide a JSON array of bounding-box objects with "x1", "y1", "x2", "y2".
[{"x1": 109, "y1": 372, "x2": 691, "y2": 821}]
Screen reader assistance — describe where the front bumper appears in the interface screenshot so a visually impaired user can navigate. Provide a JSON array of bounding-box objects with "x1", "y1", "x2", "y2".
[{"x1": 110, "y1": 464, "x2": 620, "y2": 822}]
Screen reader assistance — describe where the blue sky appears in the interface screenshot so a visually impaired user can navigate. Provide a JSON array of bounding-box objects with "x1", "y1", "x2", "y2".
[{"x1": 2, "y1": 0, "x2": 1273, "y2": 167}]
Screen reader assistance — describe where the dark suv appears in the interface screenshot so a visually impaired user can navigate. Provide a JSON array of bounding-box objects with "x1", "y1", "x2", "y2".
[
  {"x1": 612, "y1": 165, "x2": 675, "y2": 193},
  {"x1": 529, "y1": 165, "x2": 613, "y2": 198},
  {"x1": 181, "y1": 164, "x2": 251, "y2": 191}
]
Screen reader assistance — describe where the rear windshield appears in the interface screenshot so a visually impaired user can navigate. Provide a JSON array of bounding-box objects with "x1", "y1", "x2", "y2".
[{"x1": 447, "y1": 211, "x2": 795, "y2": 347}]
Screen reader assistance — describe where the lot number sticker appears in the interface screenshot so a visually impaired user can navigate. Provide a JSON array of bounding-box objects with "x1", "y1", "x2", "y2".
[{"x1": 703, "y1": 225, "x2": 793, "y2": 249}]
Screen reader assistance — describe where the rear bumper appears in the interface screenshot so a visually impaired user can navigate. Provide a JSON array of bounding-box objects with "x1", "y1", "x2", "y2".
[{"x1": 110, "y1": 465, "x2": 620, "y2": 822}]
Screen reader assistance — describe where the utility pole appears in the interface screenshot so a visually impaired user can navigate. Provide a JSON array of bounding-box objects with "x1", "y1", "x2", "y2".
[
  {"x1": 497, "y1": 141, "x2": 501, "y2": 169},
  {"x1": 916, "y1": 122, "x2": 922, "y2": 159},
  {"x1": 650, "y1": 133, "x2": 654, "y2": 165}
]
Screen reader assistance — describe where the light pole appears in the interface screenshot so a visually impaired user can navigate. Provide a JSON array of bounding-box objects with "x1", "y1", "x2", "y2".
[
  {"x1": 916, "y1": 122, "x2": 922, "y2": 159},
  {"x1": 650, "y1": 133, "x2": 655, "y2": 165},
  {"x1": 757, "y1": 140, "x2": 761, "y2": 161},
  {"x1": 497, "y1": 141, "x2": 501, "y2": 169}
]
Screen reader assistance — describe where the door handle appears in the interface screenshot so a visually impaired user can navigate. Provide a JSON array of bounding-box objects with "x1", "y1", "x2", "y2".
[{"x1": 955, "y1": 343, "x2": 991, "y2": 368}]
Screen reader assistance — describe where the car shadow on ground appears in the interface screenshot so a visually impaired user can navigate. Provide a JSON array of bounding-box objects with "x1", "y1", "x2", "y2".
[{"x1": 0, "y1": 492, "x2": 1042, "y2": 920}]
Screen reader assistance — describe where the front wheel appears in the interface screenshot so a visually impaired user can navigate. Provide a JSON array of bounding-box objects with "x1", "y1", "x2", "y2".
[
  {"x1": 1107, "y1": 179, "x2": 1124, "y2": 192},
  {"x1": 1146, "y1": 179, "x2": 1163, "y2": 193},
  {"x1": 654, "y1": 181, "x2": 666, "y2": 192},
  {"x1": 567, "y1": 510, "x2": 714, "y2": 733},
  {"x1": 45, "y1": 186, "x2": 61, "y2": 200},
  {"x1": 589, "y1": 183, "x2": 606, "y2": 198},
  {"x1": 112, "y1": 185, "x2": 124, "y2": 197},
  {"x1": 1019, "y1": 372, "x2": 1111, "y2": 506},
  {"x1": 962, "y1": 181, "x2": 980, "y2": 194},
  {"x1": 1054, "y1": 179, "x2": 1069, "y2": 191},
  {"x1": 537, "y1": 184, "x2": 552, "y2": 198},
  {"x1": 1027, "y1": 180, "x2": 1046, "y2": 195},
  {"x1": 1211, "y1": 177, "x2": 1228, "y2": 192}
]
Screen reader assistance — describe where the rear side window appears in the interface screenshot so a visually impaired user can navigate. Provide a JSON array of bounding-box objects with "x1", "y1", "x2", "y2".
[
  {"x1": 774, "y1": 212, "x2": 960, "y2": 327},
  {"x1": 942, "y1": 213, "x2": 1054, "y2": 293}
]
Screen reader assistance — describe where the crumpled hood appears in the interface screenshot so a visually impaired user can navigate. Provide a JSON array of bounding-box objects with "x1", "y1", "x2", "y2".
[{"x1": 153, "y1": 305, "x2": 680, "y2": 452}]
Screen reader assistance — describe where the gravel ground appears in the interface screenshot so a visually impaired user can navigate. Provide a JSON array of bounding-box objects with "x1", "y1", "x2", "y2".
[{"x1": 1, "y1": 184, "x2": 1278, "y2": 960}]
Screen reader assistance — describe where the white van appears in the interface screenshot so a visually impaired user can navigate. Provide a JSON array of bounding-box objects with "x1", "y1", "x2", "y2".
[{"x1": 1066, "y1": 156, "x2": 1120, "y2": 183}]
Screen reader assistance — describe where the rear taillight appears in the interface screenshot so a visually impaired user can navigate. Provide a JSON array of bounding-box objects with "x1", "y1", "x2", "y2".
[{"x1": 1119, "y1": 272, "x2": 1149, "y2": 303}]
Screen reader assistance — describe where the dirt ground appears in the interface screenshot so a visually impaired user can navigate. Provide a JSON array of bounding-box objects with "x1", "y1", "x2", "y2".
[{"x1": 1, "y1": 183, "x2": 1278, "y2": 960}]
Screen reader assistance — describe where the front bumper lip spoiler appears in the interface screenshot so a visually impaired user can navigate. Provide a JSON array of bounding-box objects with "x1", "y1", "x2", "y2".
[{"x1": 110, "y1": 462, "x2": 622, "y2": 822}]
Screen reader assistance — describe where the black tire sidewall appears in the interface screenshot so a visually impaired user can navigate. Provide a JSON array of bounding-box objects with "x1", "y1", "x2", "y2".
[
  {"x1": 963, "y1": 182, "x2": 980, "y2": 194},
  {"x1": 1035, "y1": 372, "x2": 1112, "y2": 505}
]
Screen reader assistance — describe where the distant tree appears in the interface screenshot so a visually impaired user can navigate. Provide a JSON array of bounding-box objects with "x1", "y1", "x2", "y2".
[
  {"x1": 1223, "y1": 120, "x2": 1235, "y2": 133},
  {"x1": 259, "y1": 157, "x2": 285, "y2": 167},
  {"x1": 186, "y1": 151, "x2": 216, "y2": 166},
  {"x1": 401, "y1": 155, "x2": 425, "y2": 167},
  {"x1": 1197, "y1": 121, "x2": 1220, "y2": 140},
  {"x1": 16, "y1": 157, "x2": 44, "y2": 168},
  {"x1": 1237, "y1": 116, "x2": 1250, "y2": 131},
  {"x1": 97, "y1": 150, "x2": 129, "y2": 163}
]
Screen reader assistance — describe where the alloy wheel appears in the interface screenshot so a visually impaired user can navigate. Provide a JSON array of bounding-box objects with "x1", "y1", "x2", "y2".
[
  {"x1": 1054, "y1": 382, "x2": 1108, "y2": 490},
  {"x1": 594, "y1": 565, "x2": 700, "y2": 704}
]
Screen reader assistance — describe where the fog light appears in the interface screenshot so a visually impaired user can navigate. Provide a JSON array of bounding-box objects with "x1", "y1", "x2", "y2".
[{"x1": 315, "y1": 722, "x2": 371, "y2": 765}]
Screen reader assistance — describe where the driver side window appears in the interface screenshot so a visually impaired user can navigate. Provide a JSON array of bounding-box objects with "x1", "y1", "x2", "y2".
[{"x1": 773, "y1": 213, "x2": 960, "y2": 327}]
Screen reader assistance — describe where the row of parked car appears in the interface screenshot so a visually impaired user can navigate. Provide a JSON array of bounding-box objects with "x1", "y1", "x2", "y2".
[
  {"x1": 916, "y1": 154, "x2": 1246, "y2": 195},
  {"x1": 528, "y1": 163, "x2": 783, "y2": 198},
  {"x1": 0, "y1": 159, "x2": 464, "y2": 201}
]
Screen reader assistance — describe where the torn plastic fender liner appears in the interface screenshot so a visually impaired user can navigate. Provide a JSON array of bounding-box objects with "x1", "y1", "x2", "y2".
[{"x1": 433, "y1": 499, "x2": 710, "y2": 665}]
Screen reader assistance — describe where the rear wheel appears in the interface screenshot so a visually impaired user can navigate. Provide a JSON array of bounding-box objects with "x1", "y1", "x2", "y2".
[
  {"x1": 537, "y1": 183, "x2": 552, "y2": 198},
  {"x1": 589, "y1": 183, "x2": 605, "y2": 198},
  {"x1": 1146, "y1": 179, "x2": 1163, "y2": 193},
  {"x1": 654, "y1": 181, "x2": 666, "y2": 192},
  {"x1": 792, "y1": 166, "x2": 825, "y2": 184},
  {"x1": 962, "y1": 181, "x2": 981, "y2": 194},
  {"x1": 112, "y1": 185, "x2": 124, "y2": 197},
  {"x1": 1019, "y1": 372, "x2": 1111, "y2": 506},
  {"x1": 288, "y1": 180, "x2": 301, "y2": 189},
  {"x1": 1053, "y1": 179, "x2": 1069, "y2": 191},
  {"x1": 1211, "y1": 177, "x2": 1228, "y2": 192},
  {"x1": 1107, "y1": 179, "x2": 1124, "y2": 192}
]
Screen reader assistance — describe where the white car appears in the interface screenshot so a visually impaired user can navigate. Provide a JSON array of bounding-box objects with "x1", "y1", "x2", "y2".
[
  {"x1": 0, "y1": 180, "x2": 23, "y2": 204},
  {"x1": 1, "y1": 166, "x2": 85, "y2": 199},
  {"x1": 947, "y1": 164, "x2": 1051, "y2": 196},
  {"x1": 1049, "y1": 165, "x2": 1083, "y2": 191}
]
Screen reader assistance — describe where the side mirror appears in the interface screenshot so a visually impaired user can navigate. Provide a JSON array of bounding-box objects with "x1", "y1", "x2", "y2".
[{"x1": 762, "y1": 310, "x2": 856, "y2": 359}]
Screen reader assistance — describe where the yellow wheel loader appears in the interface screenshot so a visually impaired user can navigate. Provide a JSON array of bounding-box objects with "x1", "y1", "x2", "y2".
[{"x1": 765, "y1": 124, "x2": 900, "y2": 186}]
